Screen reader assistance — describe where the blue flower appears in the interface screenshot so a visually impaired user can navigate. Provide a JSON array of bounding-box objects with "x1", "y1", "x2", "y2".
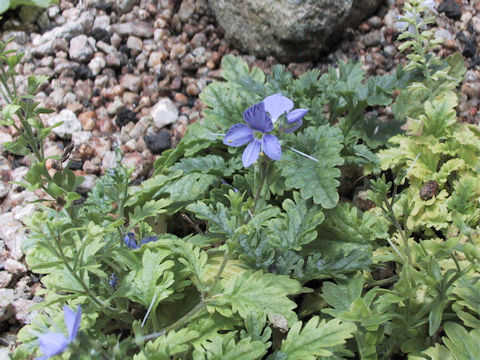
[
  {"x1": 124, "y1": 232, "x2": 159, "y2": 250},
  {"x1": 139, "y1": 236, "x2": 158, "y2": 246},
  {"x1": 124, "y1": 232, "x2": 138, "y2": 249},
  {"x1": 223, "y1": 93, "x2": 308, "y2": 167},
  {"x1": 36, "y1": 305, "x2": 82, "y2": 360},
  {"x1": 109, "y1": 273, "x2": 118, "y2": 288}
]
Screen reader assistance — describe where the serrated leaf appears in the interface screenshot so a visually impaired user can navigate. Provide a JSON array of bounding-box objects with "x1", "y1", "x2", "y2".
[
  {"x1": 321, "y1": 275, "x2": 363, "y2": 312},
  {"x1": 134, "y1": 328, "x2": 199, "y2": 360},
  {"x1": 277, "y1": 317, "x2": 356, "y2": 359},
  {"x1": 267, "y1": 192, "x2": 324, "y2": 251},
  {"x1": 442, "y1": 322, "x2": 480, "y2": 360},
  {"x1": 187, "y1": 201, "x2": 236, "y2": 239},
  {"x1": 128, "y1": 249, "x2": 175, "y2": 309},
  {"x1": 280, "y1": 126, "x2": 344, "y2": 208},
  {"x1": 193, "y1": 334, "x2": 268, "y2": 360},
  {"x1": 170, "y1": 155, "x2": 230, "y2": 175},
  {"x1": 213, "y1": 270, "x2": 302, "y2": 326}
]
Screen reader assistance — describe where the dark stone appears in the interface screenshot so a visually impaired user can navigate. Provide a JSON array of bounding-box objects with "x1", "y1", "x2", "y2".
[
  {"x1": 115, "y1": 108, "x2": 137, "y2": 127},
  {"x1": 456, "y1": 31, "x2": 476, "y2": 59},
  {"x1": 73, "y1": 65, "x2": 93, "y2": 80},
  {"x1": 144, "y1": 131, "x2": 172, "y2": 154},
  {"x1": 438, "y1": 0, "x2": 461, "y2": 20},
  {"x1": 119, "y1": 44, "x2": 130, "y2": 55},
  {"x1": 463, "y1": 41, "x2": 476, "y2": 58},
  {"x1": 89, "y1": 28, "x2": 110, "y2": 43},
  {"x1": 94, "y1": 1, "x2": 113, "y2": 11},
  {"x1": 67, "y1": 160, "x2": 84, "y2": 170}
]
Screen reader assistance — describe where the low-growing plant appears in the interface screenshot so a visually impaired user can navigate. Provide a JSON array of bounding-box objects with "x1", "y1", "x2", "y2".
[
  {"x1": 2, "y1": 0, "x2": 478, "y2": 358},
  {"x1": 0, "y1": 0, "x2": 57, "y2": 15}
]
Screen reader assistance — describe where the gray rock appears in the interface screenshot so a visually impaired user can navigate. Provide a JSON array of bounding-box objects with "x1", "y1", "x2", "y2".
[
  {"x1": 0, "y1": 271, "x2": 12, "y2": 288},
  {"x1": 13, "y1": 299, "x2": 37, "y2": 325},
  {"x1": 126, "y1": 36, "x2": 143, "y2": 51},
  {"x1": 94, "y1": 15, "x2": 111, "y2": 29},
  {"x1": 151, "y1": 98, "x2": 178, "y2": 129},
  {"x1": 179, "y1": 0, "x2": 196, "y2": 22},
  {"x1": 361, "y1": 29, "x2": 383, "y2": 48},
  {"x1": 110, "y1": 21, "x2": 154, "y2": 38},
  {"x1": 47, "y1": 109, "x2": 82, "y2": 139},
  {"x1": 32, "y1": 22, "x2": 83, "y2": 47},
  {"x1": 0, "y1": 213, "x2": 27, "y2": 261},
  {"x1": 0, "y1": 132, "x2": 13, "y2": 153},
  {"x1": 88, "y1": 56, "x2": 106, "y2": 76},
  {"x1": 77, "y1": 174, "x2": 97, "y2": 194},
  {"x1": 69, "y1": 35, "x2": 94, "y2": 63},
  {"x1": 0, "y1": 182, "x2": 8, "y2": 199},
  {"x1": 208, "y1": 0, "x2": 383, "y2": 61},
  {"x1": 0, "y1": 289, "x2": 15, "y2": 322},
  {"x1": 435, "y1": 28, "x2": 454, "y2": 41},
  {"x1": 115, "y1": 0, "x2": 140, "y2": 14},
  {"x1": 4, "y1": 258, "x2": 27, "y2": 275},
  {"x1": 120, "y1": 74, "x2": 141, "y2": 92}
]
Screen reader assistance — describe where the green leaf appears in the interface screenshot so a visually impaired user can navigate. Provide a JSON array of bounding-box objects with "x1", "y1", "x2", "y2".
[
  {"x1": 267, "y1": 192, "x2": 324, "y2": 251},
  {"x1": 170, "y1": 155, "x2": 231, "y2": 176},
  {"x1": 317, "y1": 202, "x2": 389, "y2": 245},
  {"x1": 429, "y1": 300, "x2": 447, "y2": 336},
  {"x1": 128, "y1": 199, "x2": 172, "y2": 230},
  {"x1": 321, "y1": 275, "x2": 364, "y2": 312},
  {"x1": 213, "y1": 270, "x2": 302, "y2": 326},
  {"x1": 422, "y1": 344, "x2": 452, "y2": 360},
  {"x1": 443, "y1": 322, "x2": 480, "y2": 360},
  {"x1": 193, "y1": 334, "x2": 268, "y2": 360},
  {"x1": 163, "y1": 172, "x2": 220, "y2": 209},
  {"x1": 134, "y1": 328, "x2": 199, "y2": 360},
  {"x1": 0, "y1": 0, "x2": 10, "y2": 14},
  {"x1": 280, "y1": 126, "x2": 344, "y2": 208},
  {"x1": 277, "y1": 317, "x2": 356, "y2": 359},
  {"x1": 421, "y1": 95, "x2": 458, "y2": 138},
  {"x1": 127, "y1": 249, "x2": 175, "y2": 309},
  {"x1": 187, "y1": 201, "x2": 236, "y2": 239}
]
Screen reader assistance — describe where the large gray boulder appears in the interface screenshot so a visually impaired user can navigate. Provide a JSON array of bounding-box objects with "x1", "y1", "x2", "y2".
[{"x1": 209, "y1": 0, "x2": 384, "y2": 62}]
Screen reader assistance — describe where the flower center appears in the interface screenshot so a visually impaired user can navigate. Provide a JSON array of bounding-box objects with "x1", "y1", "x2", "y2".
[{"x1": 254, "y1": 131, "x2": 264, "y2": 140}]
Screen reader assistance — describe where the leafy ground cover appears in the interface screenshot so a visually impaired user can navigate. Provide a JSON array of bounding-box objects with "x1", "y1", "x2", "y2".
[{"x1": 1, "y1": 1, "x2": 479, "y2": 359}]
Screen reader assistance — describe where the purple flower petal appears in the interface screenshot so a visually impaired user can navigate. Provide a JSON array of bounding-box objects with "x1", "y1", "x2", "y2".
[
  {"x1": 109, "y1": 273, "x2": 118, "y2": 288},
  {"x1": 284, "y1": 119, "x2": 303, "y2": 133},
  {"x1": 63, "y1": 305, "x2": 81, "y2": 342},
  {"x1": 223, "y1": 124, "x2": 254, "y2": 147},
  {"x1": 38, "y1": 332, "x2": 68, "y2": 357},
  {"x1": 139, "y1": 236, "x2": 159, "y2": 246},
  {"x1": 124, "y1": 232, "x2": 138, "y2": 249},
  {"x1": 286, "y1": 108, "x2": 308, "y2": 124},
  {"x1": 262, "y1": 134, "x2": 282, "y2": 160},
  {"x1": 262, "y1": 93, "x2": 294, "y2": 123},
  {"x1": 242, "y1": 139, "x2": 261, "y2": 167},
  {"x1": 243, "y1": 102, "x2": 273, "y2": 133}
]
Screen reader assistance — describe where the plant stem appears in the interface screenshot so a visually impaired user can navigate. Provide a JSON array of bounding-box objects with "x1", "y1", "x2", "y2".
[
  {"x1": 53, "y1": 225, "x2": 118, "y2": 314},
  {"x1": 140, "y1": 249, "x2": 232, "y2": 342},
  {"x1": 384, "y1": 196, "x2": 412, "y2": 266}
]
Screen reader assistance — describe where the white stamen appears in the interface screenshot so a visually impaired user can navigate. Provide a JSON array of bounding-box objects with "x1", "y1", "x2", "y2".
[
  {"x1": 142, "y1": 293, "x2": 157, "y2": 328},
  {"x1": 289, "y1": 147, "x2": 319, "y2": 162}
]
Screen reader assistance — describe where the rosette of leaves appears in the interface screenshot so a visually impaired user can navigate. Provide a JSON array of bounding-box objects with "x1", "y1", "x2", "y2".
[{"x1": 378, "y1": 78, "x2": 480, "y2": 233}]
